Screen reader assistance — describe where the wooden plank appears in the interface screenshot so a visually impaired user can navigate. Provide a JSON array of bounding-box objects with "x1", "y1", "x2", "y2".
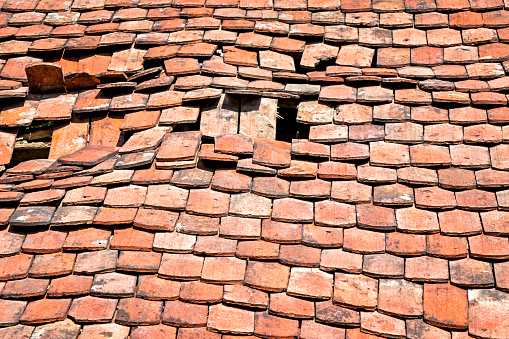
[
  {"x1": 200, "y1": 94, "x2": 239, "y2": 138},
  {"x1": 239, "y1": 97, "x2": 277, "y2": 140},
  {"x1": 49, "y1": 116, "x2": 89, "y2": 160}
]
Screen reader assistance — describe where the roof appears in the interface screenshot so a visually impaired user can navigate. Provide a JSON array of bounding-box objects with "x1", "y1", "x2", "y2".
[{"x1": 0, "y1": 0, "x2": 509, "y2": 338}]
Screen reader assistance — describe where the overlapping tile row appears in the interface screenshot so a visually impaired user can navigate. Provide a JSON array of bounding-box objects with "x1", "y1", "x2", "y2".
[{"x1": 1, "y1": 0, "x2": 509, "y2": 338}]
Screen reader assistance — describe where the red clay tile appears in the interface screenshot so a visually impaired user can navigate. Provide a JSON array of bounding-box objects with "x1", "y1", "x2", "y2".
[
  {"x1": 223, "y1": 284, "x2": 268, "y2": 309},
  {"x1": 110, "y1": 228, "x2": 154, "y2": 251},
  {"x1": 438, "y1": 209, "x2": 482, "y2": 236},
  {"x1": 207, "y1": 304, "x2": 254, "y2": 335},
  {"x1": 20, "y1": 299, "x2": 71, "y2": 325},
  {"x1": 117, "y1": 251, "x2": 162, "y2": 273},
  {"x1": 28, "y1": 252, "x2": 75, "y2": 278},
  {"x1": 70, "y1": 244, "x2": 114, "y2": 272},
  {"x1": 455, "y1": 189, "x2": 498, "y2": 211},
  {"x1": 468, "y1": 234, "x2": 509, "y2": 260},
  {"x1": 272, "y1": 198, "x2": 313, "y2": 223},
  {"x1": 68, "y1": 296, "x2": 118, "y2": 323},
  {"x1": 0, "y1": 299, "x2": 26, "y2": 326},
  {"x1": 136, "y1": 275, "x2": 180, "y2": 301},
  {"x1": 79, "y1": 324, "x2": 130, "y2": 339},
  {"x1": 158, "y1": 253, "x2": 204, "y2": 280},
  {"x1": 395, "y1": 207, "x2": 439, "y2": 234},
  {"x1": 22, "y1": 230, "x2": 66, "y2": 254},
  {"x1": 361, "y1": 311, "x2": 406, "y2": 338},
  {"x1": 1, "y1": 278, "x2": 49, "y2": 299},
  {"x1": 254, "y1": 312, "x2": 300, "y2": 338},
  {"x1": 47, "y1": 275, "x2": 93, "y2": 297},
  {"x1": 415, "y1": 186, "x2": 457, "y2": 209},
  {"x1": 427, "y1": 233, "x2": 468, "y2": 259},
  {"x1": 115, "y1": 298, "x2": 163, "y2": 325},
  {"x1": 180, "y1": 280, "x2": 223, "y2": 303},
  {"x1": 468, "y1": 288, "x2": 509, "y2": 338},
  {"x1": 186, "y1": 188, "x2": 230, "y2": 217},
  {"x1": 378, "y1": 279, "x2": 423, "y2": 318},
  {"x1": 219, "y1": 216, "x2": 261, "y2": 240},
  {"x1": 423, "y1": 283, "x2": 467, "y2": 330},
  {"x1": 91, "y1": 272, "x2": 137, "y2": 297},
  {"x1": 480, "y1": 210, "x2": 509, "y2": 236},
  {"x1": 363, "y1": 253, "x2": 404, "y2": 278},
  {"x1": 279, "y1": 244, "x2": 321, "y2": 267},
  {"x1": 343, "y1": 228, "x2": 385, "y2": 254},
  {"x1": 201, "y1": 256, "x2": 246, "y2": 283},
  {"x1": 261, "y1": 219, "x2": 302, "y2": 244},
  {"x1": 244, "y1": 261, "x2": 290, "y2": 292},
  {"x1": 269, "y1": 292, "x2": 314, "y2": 319},
  {"x1": 449, "y1": 258, "x2": 494, "y2": 287},
  {"x1": 320, "y1": 248, "x2": 363, "y2": 273},
  {"x1": 333, "y1": 272, "x2": 377, "y2": 310},
  {"x1": 130, "y1": 324, "x2": 177, "y2": 339},
  {"x1": 315, "y1": 300, "x2": 360, "y2": 326},
  {"x1": 93, "y1": 207, "x2": 138, "y2": 225}
]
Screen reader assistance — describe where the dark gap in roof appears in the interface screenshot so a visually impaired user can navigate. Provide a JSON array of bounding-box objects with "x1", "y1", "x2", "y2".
[{"x1": 276, "y1": 99, "x2": 309, "y2": 142}]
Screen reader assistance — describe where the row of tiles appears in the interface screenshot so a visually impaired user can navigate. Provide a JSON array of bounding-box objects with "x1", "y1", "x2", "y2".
[
  {"x1": 1, "y1": 0, "x2": 509, "y2": 13},
  {"x1": 0, "y1": 250, "x2": 506, "y2": 337}
]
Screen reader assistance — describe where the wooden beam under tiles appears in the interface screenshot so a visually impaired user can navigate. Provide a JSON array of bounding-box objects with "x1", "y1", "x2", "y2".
[
  {"x1": 200, "y1": 94, "x2": 239, "y2": 138},
  {"x1": 239, "y1": 97, "x2": 277, "y2": 140},
  {"x1": 48, "y1": 116, "x2": 89, "y2": 160}
]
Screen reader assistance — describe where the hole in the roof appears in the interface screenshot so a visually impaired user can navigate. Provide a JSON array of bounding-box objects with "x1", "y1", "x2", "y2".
[
  {"x1": 11, "y1": 121, "x2": 53, "y2": 165},
  {"x1": 276, "y1": 99, "x2": 309, "y2": 142}
]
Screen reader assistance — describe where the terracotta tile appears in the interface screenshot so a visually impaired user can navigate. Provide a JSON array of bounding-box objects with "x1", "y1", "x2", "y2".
[
  {"x1": 68, "y1": 296, "x2": 117, "y2": 323},
  {"x1": 331, "y1": 181, "x2": 371, "y2": 204},
  {"x1": 186, "y1": 188, "x2": 230, "y2": 217},
  {"x1": 93, "y1": 207, "x2": 138, "y2": 225},
  {"x1": 115, "y1": 298, "x2": 163, "y2": 325},
  {"x1": 279, "y1": 160, "x2": 318, "y2": 178},
  {"x1": 162, "y1": 300, "x2": 208, "y2": 327},
  {"x1": 28, "y1": 252, "x2": 75, "y2": 278},
  {"x1": 386, "y1": 232, "x2": 426, "y2": 257},
  {"x1": 0, "y1": 325, "x2": 34, "y2": 339},
  {"x1": 47, "y1": 275, "x2": 93, "y2": 297},
  {"x1": 19, "y1": 189, "x2": 65, "y2": 206},
  {"x1": 21, "y1": 230, "x2": 65, "y2": 254},
  {"x1": 357, "y1": 205, "x2": 396, "y2": 230},
  {"x1": 136, "y1": 275, "x2": 180, "y2": 301},
  {"x1": 450, "y1": 258, "x2": 494, "y2": 287},
  {"x1": 147, "y1": 90, "x2": 184, "y2": 109},
  {"x1": 423, "y1": 283, "x2": 467, "y2": 330},
  {"x1": 456, "y1": 189, "x2": 498, "y2": 211},
  {"x1": 153, "y1": 231, "x2": 196, "y2": 253},
  {"x1": 468, "y1": 288, "x2": 509, "y2": 338},
  {"x1": 333, "y1": 273, "x2": 378, "y2": 310},
  {"x1": 219, "y1": 216, "x2": 261, "y2": 240},
  {"x1": 378, "y1": 279, "x2": 423, "y2": 318},
  {"x1": 480, "y1": 210, "x2": 509, "y2": 236},
  {"x1": 207, "y1": 304, "x2": 254, "y2": 335},
  {"x1": 438, "y1": 168, "x2": 476, "y2": 190},
  {"x1": 244, "y1": 261, "x2": 290, "y2": 292},
  {"x1": 285, "y1": 267, "x2": 333, "y2": 300},
  {"x1": 62, "y1": 186, "x2": 107, "y2": 206},
  {"x1": 144, "y1": 184, "x2": 189, "y2": 211},
  {"x1": 79, "y1": 324, "x2": 130, "y2": 339},
  {"x1": 315, "y1": 300, "x2": 360, "y2": 326},
  {"x1": 158, "y1": 253, "x2": 204, "y2": 280},
  {"x1": 361, "y1": 311, "x2": 406, "y2": 338},
  {"x1": 1, "y1": 278, "x2": 49, "y2": 299},
  {"x1": 314, "y1": 200, "x2": 356, "y2": 227},
  {"x1": 193, "y1": 236, "x2": 236, "y2": 256},
  {"x1": 415, "y1": 186, "x2": 457, "y2": 209},
  {"x1": 19, "y1": 299, "x2": 71, "y2": 325},
  {"x1": 211, "y1": 169, "x2": 251, "y2": 193},
  {"x1": 363, "y1": 253, "x2": 404, "y2": 278},
  {"x1": 236, "y1": 240, "x2": 279, "y2": 260},
  {"x1": 269, "y1": 292, "x2": 314, "y2": 319},
  {"x1": 180, "y1": 280, "x2": 223, "y2": 303},
  {"x1": 272, "y1": 198, "x2": 313, "y2": 223},
  {"x1": 120, "y1": 110, "x2": 160, "y2": 132},
  {"x1": 175, "y1": 213, "x2": 219, "y2": 235},
  {"x1": 110, "y1": 228, "x2": 154, "y2": 251},
  {"x1": 253, "y1": 312, "x2": 299, "y2": 338},
  {"x1": 9, "y1": 206, "x2": 55, "y2": 227},
  {"x1": 74, "y1": 250, "x2": 118, "y2": 275},
  {"x1": 91, "y1": 272, "x2": 136, "y2": 297},
  {"x1": 132, "y1": 164, "x2": 173, "y2": 185},
  {"x1": 131, "y1": 324, "x2": 178, "y2": 339},
  {"x1": 164, "y1": 57, "x2": 200, "y2": 75},
  {"x1": 0, "y1": 299, "x2": 27, "y2": 326},
  {"x1": 395, "y1": 207, "x2": 439, "y2": 234},
  {"x1": 201, "y1": 256, "x2": 246, "y2": 283},
  {"x1": 157, "y1": 131, "x2": 202, "y2": 162},
  {"x1": 133, "y1": 208, "x2": 178, "y2": 231},
  {"x1": 116, "y1": 251, "x2": 161, "y2": 273},
  {"x1": 290, "y1": 179, "x2": 330, "y2": 199}
]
